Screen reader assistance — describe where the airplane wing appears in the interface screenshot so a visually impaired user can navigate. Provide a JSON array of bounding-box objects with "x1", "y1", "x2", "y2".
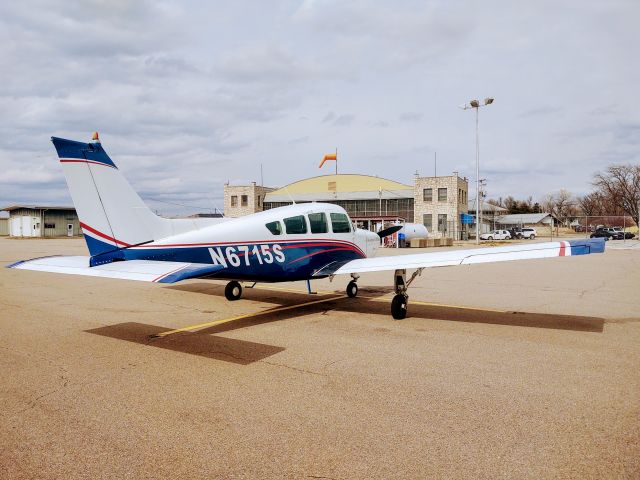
[
  {"x1": 7, "y1": 256, "x2": 224, "y2": 284},
  {"x1": 314, "y1": 238, "x2": 605, "y2": 276}
]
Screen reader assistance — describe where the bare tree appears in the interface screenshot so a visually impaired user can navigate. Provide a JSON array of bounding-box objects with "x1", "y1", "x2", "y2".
[
  {"x1": 593, "y1": 164, "x2": 640, "y2": 226},
  {"x1": 577, "y1": 192, "x2": 607, "y2": 216},
  {"x1": 541, "y1": 189, "x2": 576, "y2": 225}
]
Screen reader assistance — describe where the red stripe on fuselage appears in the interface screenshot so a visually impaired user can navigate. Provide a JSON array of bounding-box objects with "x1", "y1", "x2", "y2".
[
  {"x1": 559, "y1": 242, "x2": 566, "y2": 256},
  {"x1": 80, "y1": 222, "x2": 130, "y2": 247},
  {"x1": 134, "y1": 239, "x2": 366, "y2": 256}
]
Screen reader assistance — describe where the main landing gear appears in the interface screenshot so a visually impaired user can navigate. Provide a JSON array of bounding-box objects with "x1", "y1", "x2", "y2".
[
  {"x1": 224, "y1": 281, "x2": 242, "y2": 301},
  {"x1": 391, "y1": 268, "x2": 423, "y2": 320},
  {"x1": 346, "y1": 273, "x2": 359, "y2": 298}
]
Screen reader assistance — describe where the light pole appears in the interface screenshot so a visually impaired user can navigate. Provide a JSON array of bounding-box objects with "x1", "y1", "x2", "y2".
[{"x1": 461, "y1": 97, "x2": 494, "y2": 244}]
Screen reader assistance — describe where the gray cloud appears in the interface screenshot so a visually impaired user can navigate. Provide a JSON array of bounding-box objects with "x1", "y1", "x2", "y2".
[{"x1": 1, "y1": 0, "x2": 639, "y2": 213}]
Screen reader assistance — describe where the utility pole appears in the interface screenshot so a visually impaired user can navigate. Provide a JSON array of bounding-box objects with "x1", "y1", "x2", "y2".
[{"x1": 460, "y1": 97, "x2": 494, "y2": 244}]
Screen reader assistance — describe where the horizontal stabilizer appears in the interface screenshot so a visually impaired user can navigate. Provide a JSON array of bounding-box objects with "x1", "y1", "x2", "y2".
[{"x1": 7, "y1": 256, "x2": 224, "y2": 284}]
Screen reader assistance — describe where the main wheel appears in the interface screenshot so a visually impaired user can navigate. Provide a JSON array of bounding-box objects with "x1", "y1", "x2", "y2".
[
  {"x1": 391, "y1": 294, "x2": 407, "y2": 320},
  {"x1": 346, "y1": 280, "x2": 358, "y2": 298},
  {"x1": 224, "y1": 281, "x2": 242, "y2": 301}
]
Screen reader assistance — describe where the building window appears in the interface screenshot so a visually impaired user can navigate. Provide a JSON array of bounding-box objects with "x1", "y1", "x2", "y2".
[
  {"x1": 241, "y1": 195, "x2": 248, "y2": 207},
  {"x1": 438, "y1": 214, "x2": 447, "y2": 232},
  {"x1": 257, "y1": 195, "x2": 261, "y2": 207},
  {"x1": 422, "y1": 214, "x2": 432, "y2": 230},
  {"x1": 231, "y1": 195, "x2": 238, "y2": 207},
  {"x1": 44, "y1": 223, "x2": 55, "y2": 229},
  {"x1": 423, "y1": 188, "x2": 432, "y2": 202},
  {"x1": 438, "y1": 188, "x2": 447, "y2": 202}
]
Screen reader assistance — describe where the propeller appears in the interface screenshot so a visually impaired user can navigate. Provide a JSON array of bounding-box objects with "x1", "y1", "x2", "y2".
[{"x1": 377, "y1": 225, "x2": 403, "y2": 238}]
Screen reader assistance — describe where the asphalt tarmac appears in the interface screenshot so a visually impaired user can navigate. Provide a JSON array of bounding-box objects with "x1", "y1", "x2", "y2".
[{"x1": 1, "y1": 237, "x2": 639, "y2": 479}]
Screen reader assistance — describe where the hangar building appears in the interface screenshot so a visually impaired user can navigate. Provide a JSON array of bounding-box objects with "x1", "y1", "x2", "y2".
[
  {"x1": 224, "y1": 173, "x2": 470, "y2": 239},
  {"x1": 1, "y1": 205, "x2": 81, "y2": 238}
]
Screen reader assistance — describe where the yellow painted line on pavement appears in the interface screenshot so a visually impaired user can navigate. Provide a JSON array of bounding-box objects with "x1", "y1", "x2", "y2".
[{"x1": 153, "y1": 295, "x2": 347, "y2": 338}]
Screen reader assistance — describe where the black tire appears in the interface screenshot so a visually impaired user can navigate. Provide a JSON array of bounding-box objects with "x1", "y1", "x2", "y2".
[
  {"x1": 487, "y1": 236, "x2": 493, "y2": 240},
  {"x1": 391, "y1": 294, "x2": 407, "y2": 320},
  {"x1": 224, "y1": 281, "x2": 242, "y2": 301},
  {"x1": 346, "y1": 280, "x2": 358, "y2": 298},
  {"x1": 529, "y1": 234, "x2": 535, "y2": 239}
]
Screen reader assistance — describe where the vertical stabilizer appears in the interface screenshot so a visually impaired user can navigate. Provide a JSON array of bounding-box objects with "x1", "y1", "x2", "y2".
[{"x1": 52, "y1": 134, "x2": 165, "y2": 255}]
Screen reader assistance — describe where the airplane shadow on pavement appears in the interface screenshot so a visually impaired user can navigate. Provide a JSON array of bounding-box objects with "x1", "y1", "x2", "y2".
[
  {"x1": 85, "y1": 282, "x2": 604, "y2": 365},
  {"x1": 168, "y1": 282, "x2": 605, "y2": 334}
]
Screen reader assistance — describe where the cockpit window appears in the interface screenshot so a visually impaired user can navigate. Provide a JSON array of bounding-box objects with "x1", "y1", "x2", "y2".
[
  {"x1": 308, "y1": 213, "x2": 328, "y2": 234},
  {"x1": 330, "y1": 213, "x2": 351, "y2": 233},
  {"x1": 284, "y1": 215, "x2": 307, "y2": 234},
  {"x1": 265, "y1": 221, "x2": 282, "y2": 235}
]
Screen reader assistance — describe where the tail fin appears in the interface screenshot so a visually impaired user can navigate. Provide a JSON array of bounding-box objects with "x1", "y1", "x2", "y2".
[{"x1": 52, "y1": 133, "x2": 166, "y2": 255}]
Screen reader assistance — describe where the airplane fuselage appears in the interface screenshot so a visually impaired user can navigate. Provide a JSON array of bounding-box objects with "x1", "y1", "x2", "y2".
[{"x1": 87, "y1": 203, "x2": 380, "y2": 282}]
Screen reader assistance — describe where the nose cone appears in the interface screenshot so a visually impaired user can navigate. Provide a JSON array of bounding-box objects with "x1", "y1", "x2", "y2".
[{"x1": 364, "y1": 230, "x2": 380, "y2": 257}]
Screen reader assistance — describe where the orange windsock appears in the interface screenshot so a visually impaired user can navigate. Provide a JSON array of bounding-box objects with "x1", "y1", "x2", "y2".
[{"x1": 319, "y1": 153, "x2": 337, "y2": 168}]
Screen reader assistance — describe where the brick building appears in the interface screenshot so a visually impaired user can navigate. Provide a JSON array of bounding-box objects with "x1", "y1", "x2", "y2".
[
  {"x1": 223, "y1": 182, "x2": 275, "y2": 217},
  {"x1": 413, "y1": 175, "x2": 469, "y2": 238}
]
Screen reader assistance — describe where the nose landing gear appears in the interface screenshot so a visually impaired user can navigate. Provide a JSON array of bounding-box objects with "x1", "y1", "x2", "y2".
[{"x1": 391, "y1": 268, "x2": 423, "y2": 320}]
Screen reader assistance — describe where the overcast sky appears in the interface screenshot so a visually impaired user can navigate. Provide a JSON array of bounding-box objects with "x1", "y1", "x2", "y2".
[{"x1": 1, "y1": 0, "x2": 638, "y2": 215}]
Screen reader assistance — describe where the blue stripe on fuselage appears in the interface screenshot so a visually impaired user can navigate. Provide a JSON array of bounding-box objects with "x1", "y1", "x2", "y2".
[{"x1": 90, "y1": 241, "x2": 365, "y2": 281}]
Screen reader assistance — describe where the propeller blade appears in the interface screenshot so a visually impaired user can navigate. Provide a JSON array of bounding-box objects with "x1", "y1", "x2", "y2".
[{"x1": 377, "y1": 225, "x2": 403, "y2": 238}]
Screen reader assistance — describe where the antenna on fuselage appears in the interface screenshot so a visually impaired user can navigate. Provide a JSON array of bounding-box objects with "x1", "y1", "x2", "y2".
[{"x1": 283, "y1": 186, "x2": 297, "y2": 205}]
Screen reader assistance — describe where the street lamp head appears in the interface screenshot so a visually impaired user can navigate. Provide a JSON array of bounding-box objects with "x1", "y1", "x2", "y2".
[
  {"x1": 484, "y1": 97, "x2": 494, "y2": 105},
  {"x1": 470, "y1": 99, "x2": 480, "y2": 108}
]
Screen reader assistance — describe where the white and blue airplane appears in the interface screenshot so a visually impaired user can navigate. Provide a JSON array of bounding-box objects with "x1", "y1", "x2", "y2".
[{"x1": 8, "y1": 134, "x2": 606, "y2": 319}]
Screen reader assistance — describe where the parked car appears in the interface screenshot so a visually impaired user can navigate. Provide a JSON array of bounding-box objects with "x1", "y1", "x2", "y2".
[
  {"x1": 508, "y1": 227, "x2": 523, "y2": 239},
  {"x1": 480, "y1": 229, "x2": 511, "y2": 240},
  {"x1": 611, "y1": 227, "x2": 636, "y2": 239},
  {"x1": 590, "y1": 228, "x2": 620, "y2": 240},
  {"x1": 521, "y1": 227, "x2": 537, "y2": 239}
]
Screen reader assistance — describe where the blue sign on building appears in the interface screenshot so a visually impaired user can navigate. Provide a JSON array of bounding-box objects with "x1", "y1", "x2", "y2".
[{"x1": 460, "y1": 213, "x2": 474, "y2": 225}]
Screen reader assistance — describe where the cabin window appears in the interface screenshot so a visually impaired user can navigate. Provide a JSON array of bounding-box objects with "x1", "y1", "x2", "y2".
[
  {"x1": 284, "y1": 215, "x2": 307, "y2": 234},
  {"x1": 308, "y1": 213, "x2": 328, "y2": 234},
  {"x1": 265, "y1": 221, "x2": 282, "y2": 235},
  {"x1": 330, "y1": 213, "x2": 351, "y2": 233}
]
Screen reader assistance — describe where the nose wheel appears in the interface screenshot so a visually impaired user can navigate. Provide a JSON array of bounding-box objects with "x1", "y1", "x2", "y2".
[
  {"x1": 391, "y1": 294, "x2": 408, "y2": 320},
  {"x1": 224, "y1": 281, "x2": 242, "y2": 301},
  {"x1": 391, "y1": 268, "x2": 423, "y2": 320}
]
